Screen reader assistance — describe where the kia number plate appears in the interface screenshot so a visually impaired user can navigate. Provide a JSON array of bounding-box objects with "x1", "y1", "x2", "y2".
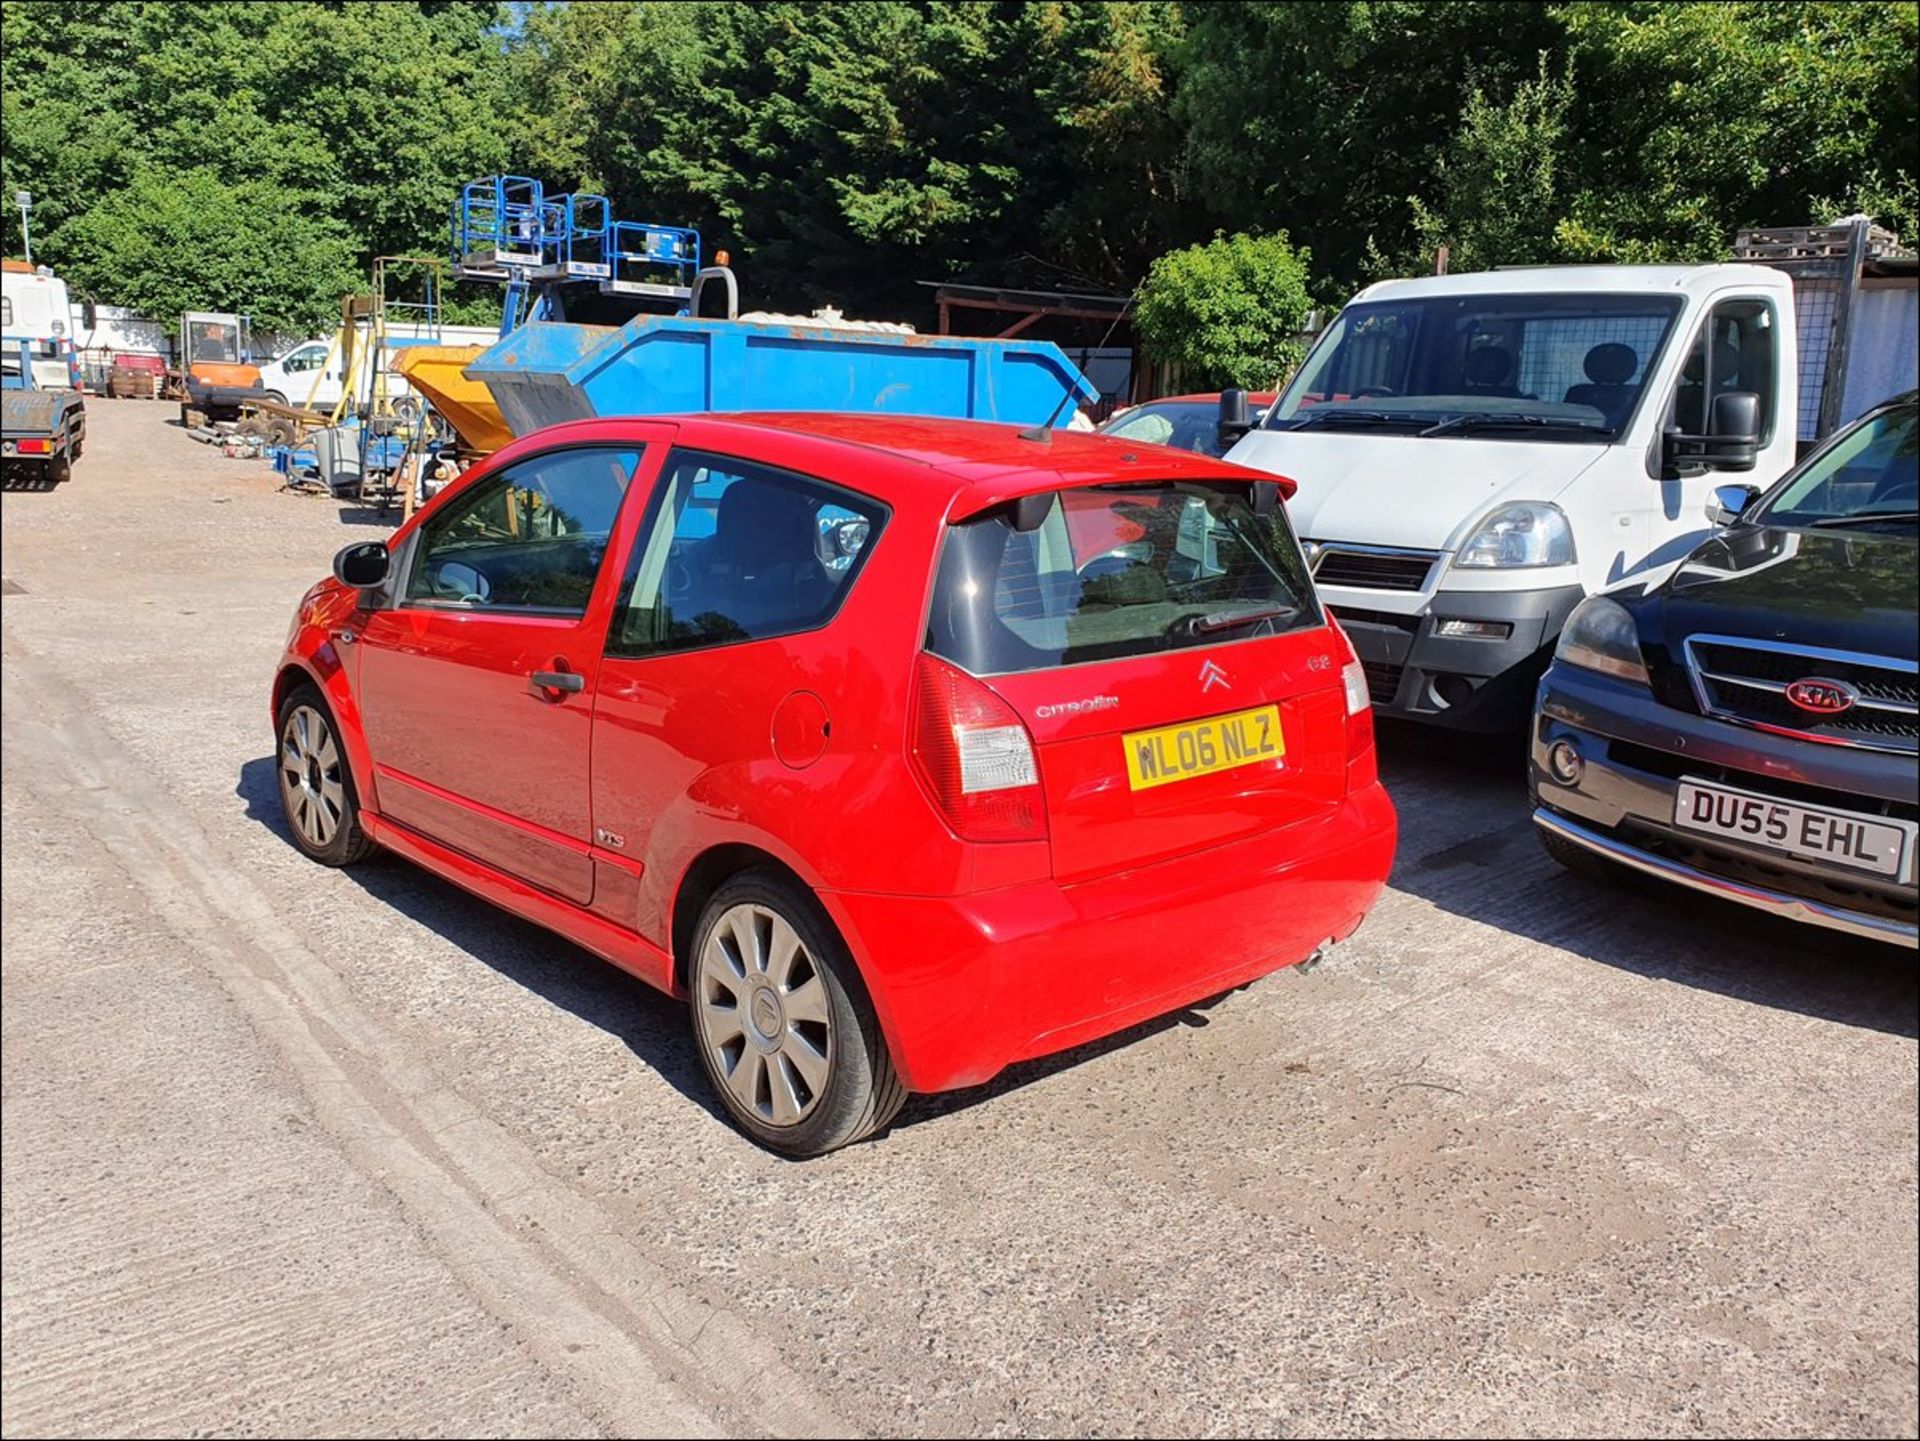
[
  {"x1": 1123, "y1": 705, "x2": 1285, "y2": 791},
  {"x1": 1673, "y1": 778, "x2": 1916, "y2": 881}
]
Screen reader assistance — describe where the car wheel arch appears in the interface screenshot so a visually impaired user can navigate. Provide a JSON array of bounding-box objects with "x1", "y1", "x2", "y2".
[
  {"x1": 271, "y1": 659, "x2": 377, "y2": 813},
  {"x1": 667, "y1": 842, "x2": 906, "y2": 1075}
]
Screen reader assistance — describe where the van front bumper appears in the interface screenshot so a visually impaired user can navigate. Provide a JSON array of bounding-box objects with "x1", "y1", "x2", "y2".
[
  {"x1": 1530, "y1": 662, "x2": 1918, "y2": 948},
  {"x1": 821, "y1": 781, "x2": 1398, "y2": 1093},
  {"x1": 1330, "y1": 584, "x2": 1585, "y2": 731}
]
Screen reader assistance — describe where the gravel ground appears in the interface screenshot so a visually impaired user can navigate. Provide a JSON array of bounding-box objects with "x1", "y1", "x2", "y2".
[{"x1": 3, "y1": 400, "x2": 1915, "y2": 1439}]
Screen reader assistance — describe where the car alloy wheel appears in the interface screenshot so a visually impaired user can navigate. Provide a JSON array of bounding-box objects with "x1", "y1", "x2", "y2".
[
  {"x1": 280, "y1": 703, "x2": 346, "y2": 849},
  {"x1": 693, "y1": 902, "x2": 834, "y2": 1128}
]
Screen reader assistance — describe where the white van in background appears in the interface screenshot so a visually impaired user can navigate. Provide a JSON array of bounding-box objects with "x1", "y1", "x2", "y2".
[
  {"x1": 256, "y1": 323, "x2": 502, "y2": 412},
  {"x1": 1223, "y1": 264, "x2": 1804, "y2": 729},
  {"x1": 1, "y1": 262, "x2": 80, "y2": 390}
]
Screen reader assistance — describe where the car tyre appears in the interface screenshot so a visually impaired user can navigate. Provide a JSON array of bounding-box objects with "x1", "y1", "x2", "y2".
[
  {"x1": 275, "y1": 684, "x2": 376, "y2": 867},
  {"x1": 1539, "y1": 825, "x2": 1616, "y2": 882},
  {"x1": 689, "y1": 870, "x2": 906, "y2": 1157}
]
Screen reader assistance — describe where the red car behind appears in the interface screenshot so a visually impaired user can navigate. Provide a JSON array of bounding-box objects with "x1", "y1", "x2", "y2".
[{"x1": 273, "y1": 414, "x2": 1396, "y2": 1154}]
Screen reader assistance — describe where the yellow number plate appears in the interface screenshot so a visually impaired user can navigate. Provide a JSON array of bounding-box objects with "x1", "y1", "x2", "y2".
[{"x1": 1123, "y1": 705, "x2": 1286, "y2": 791}]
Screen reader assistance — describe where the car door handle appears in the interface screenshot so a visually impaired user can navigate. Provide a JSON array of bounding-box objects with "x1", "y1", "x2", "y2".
[{"x1": 530, "y1": 669, "x2": 584, "y2": 693}]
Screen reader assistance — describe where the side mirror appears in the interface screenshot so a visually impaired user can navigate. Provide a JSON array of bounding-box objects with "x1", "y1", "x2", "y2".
[
  {"x1": 81, "y1": 300, "x2": 97, "y2": 329},
  {"x1": 1706, "y1": 483, "x2": 1760, "y2": 527},
  {"x1": 1218, "y1": 388, "x2": 1253, "y2": 453},
  {"x1": 1663, "y1": 390, "x2": 1761, "y2": 476},
  {"x1": 332, "y1": 540, "x2": 390, "y2": 589}
]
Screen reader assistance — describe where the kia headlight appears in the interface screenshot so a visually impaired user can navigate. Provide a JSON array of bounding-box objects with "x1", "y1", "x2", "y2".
[
  {"x1": 1554, "y1": 595, "x2": 1648, "y2": 684},
  {"x1": 1453, "y1": 502, "x2": 1574, "y2": 569}
]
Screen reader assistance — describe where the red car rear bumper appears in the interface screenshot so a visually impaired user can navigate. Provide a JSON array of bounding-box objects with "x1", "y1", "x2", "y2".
[{"x1": 822, "y1": 780, "x2": 1397, "y2": 1093}]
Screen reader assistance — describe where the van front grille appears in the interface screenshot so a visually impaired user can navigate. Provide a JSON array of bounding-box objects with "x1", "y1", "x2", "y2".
[{"x1": 1309, "y1": 545, "x2": 1438, "y2": 592}]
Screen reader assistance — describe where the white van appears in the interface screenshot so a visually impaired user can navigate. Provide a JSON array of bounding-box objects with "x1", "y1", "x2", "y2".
[
  {"x1": 255, "y1": 338, "x2": 343, "y2": 409},
  {"x1": 1, "y1": 264, "x2": 79, "y2": 390},
  {"x1": 1224, "y1": 264, "x2": 1803, "y2": 729},
  {"x1": 258, "y1": 324, "x2": 503, "y2": 413}
]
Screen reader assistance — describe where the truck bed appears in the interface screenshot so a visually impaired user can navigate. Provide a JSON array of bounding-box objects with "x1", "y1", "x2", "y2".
[{"x1": 3, "y1": 388, "x2": 77, "y2": 437}]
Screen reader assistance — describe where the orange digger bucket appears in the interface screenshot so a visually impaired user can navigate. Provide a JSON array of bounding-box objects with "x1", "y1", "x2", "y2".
[{"x1": 395, "y1": 345, "x2": 513, "y2": 455}]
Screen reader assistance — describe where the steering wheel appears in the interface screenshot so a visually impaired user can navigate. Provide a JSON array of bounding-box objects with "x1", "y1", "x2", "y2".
[{"x1": 1351, "y1": 385, "x2": 1400, "y2": 398}]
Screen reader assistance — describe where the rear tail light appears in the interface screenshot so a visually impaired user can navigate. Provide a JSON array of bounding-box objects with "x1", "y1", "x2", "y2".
[
  {"x1": 910, "y1": 653, "x2": 1047, "y2": 842},
  {"x1": 1341, "y1": 658, "x2": 1369, "y2": 716},
  {"x1": 16, "y1": 438, "x2": 50, "y2": 455},
  {"x1": 1331, "y1": 625, "x2": 1378, "y2": 786}
]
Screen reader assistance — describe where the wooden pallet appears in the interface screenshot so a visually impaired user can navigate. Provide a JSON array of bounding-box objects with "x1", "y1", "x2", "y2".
[{"x1": 1734, "y1": 222, "x2": 1907, "y2": 261}]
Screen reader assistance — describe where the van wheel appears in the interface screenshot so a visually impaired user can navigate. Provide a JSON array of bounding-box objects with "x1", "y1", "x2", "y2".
[
  {"x1": 275, "y1": 685, "x2": 376, "y2": 866},
  {"x1": 1539, "y1": 825, "x2": 1616, "y2": 882},
  {"x1": 689, "y1": 871, "x2": 906, "y2": 1157}
]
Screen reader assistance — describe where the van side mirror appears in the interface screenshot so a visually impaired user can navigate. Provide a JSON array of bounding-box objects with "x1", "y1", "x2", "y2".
[
  {"x1": 1218, "y1": 388, "x2": 1253, "y2": 453},
  {"x1": 1706, "y1": 483, "x2": 1761, "y2": 527},
  {"x1": 332, "y1": 540, "x2": 390, "y2": 588},
  {"x1": 1663, "y1": 390, "x2": 1761, "y2": 476},
  {"x1": 81, "y1": 300, "x2": 97, "y2": 329}
]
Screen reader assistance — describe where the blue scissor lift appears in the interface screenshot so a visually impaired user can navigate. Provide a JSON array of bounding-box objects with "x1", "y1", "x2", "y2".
[{"x1": 451, "y1": 176, "x2": 706, "y2": 333}]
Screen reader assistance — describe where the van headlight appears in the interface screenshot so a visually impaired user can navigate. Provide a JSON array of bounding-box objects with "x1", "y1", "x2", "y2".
[
  {"x1": 1555, "y1": 596, "x2": 1648, "y2": 684},
  {"x1": 1453, "y1": 502, "x2": 1574, "y2": 569}
]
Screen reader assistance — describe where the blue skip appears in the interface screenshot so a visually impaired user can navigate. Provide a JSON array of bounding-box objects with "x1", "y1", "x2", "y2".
[{"x1": 465, "y1": 314, "x2": 1099, "y2": 439}]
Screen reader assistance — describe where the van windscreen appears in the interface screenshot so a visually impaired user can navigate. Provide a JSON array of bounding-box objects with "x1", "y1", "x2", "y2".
[{"x1": 926, "y1": 483, "x2": 1323, "y2": 676}]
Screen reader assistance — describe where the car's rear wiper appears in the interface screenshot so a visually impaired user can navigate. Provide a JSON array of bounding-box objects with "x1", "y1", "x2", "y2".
[
  {"x1": 1184, "y1": 604, "x2": 1296, "y2": 635},
  {"x1": 1811, "y1": 510, "x2": 1920, "y2": 528},
  {"x1": 1420, "y1": 412, "x2": 1613, "y2": 437}
]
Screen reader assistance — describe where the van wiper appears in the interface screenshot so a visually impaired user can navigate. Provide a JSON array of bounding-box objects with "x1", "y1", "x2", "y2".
[
  {"x1": 1279, "y1": 409, "x2": 1414, "y2": 431},
  {"x1": 1420, "y1": 412, "x2": 1613, "y2": 438},
  {"x1": 1811, "y1": 510, "x2": 1920, "y2": 528}
]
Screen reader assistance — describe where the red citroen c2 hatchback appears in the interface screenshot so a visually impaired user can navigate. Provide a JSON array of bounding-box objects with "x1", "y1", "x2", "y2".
[{"x1": 273, "y1": 414, "x2": 1397, "y2": 1154}]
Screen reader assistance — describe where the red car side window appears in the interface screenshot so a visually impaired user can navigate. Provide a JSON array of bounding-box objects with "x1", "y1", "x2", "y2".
[
  {"x1": 606, "y1": 448, "x2": 887, "y2": 659},
  {"x1": 403, "y1": 446, "x2": 641, "y2": 614}
]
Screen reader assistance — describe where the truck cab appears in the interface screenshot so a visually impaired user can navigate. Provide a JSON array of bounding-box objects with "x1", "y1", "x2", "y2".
[
  {"x1": 1, "y1": 261, "x2": 80, "y2": 390},
  {"x1": 1225, "y1": 265, "x2": 1800, "y2": 729}
]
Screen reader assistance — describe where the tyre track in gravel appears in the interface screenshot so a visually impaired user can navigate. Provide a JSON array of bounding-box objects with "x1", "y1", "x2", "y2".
[{"x1": 3, "y1": 633, "x2": 853, "y2": 1440}]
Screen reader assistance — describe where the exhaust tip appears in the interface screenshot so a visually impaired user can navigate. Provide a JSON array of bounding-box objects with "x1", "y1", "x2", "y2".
[{"x1": 1297, "y1": 936, "x2": 1337, "y2": 973}]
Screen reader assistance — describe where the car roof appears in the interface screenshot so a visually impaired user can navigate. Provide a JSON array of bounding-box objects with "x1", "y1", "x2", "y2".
[{"x1": 503, "y1": 412, "x2": 1297, "y2": 516}]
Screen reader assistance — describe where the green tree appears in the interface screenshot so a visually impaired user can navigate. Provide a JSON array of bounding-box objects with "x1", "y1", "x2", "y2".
[
  {"x1": 1, "y1": 1, "x2": 509, "y2": 323},
  {"x1": 1133, "y1": 231, "x2": 1315, "y2": 390},
  {"x1": 1178, "y1": 2, "x2": 1561, "y2": 290},
  {"x1": 507, "y1": 2, "x2": 1191, "y2": 315},
  {"x1": 59, "y1": 167, "x2": 359, "y2": 333},
  {"x1": 1411, "y1": 56, "x2": 1576, "y2": 273},
  {"x1": 1552, "y1": 1, "x2": 1920, "y2": 261}
]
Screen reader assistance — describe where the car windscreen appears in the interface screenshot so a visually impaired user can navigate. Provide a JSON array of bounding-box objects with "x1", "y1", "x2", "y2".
[
  {"x1": 1754, "y1": 402, "x2": 1918, "y2": 532},
  {"x1": 1098, "y1": 402, "x2": 1223, "y2": 457},
  {"x1": 926, "y1": 482, "x2": 1323, "y2": 675},
  {"x1": 1268, "y1": 292, "x2": 1685, "y2": 441}
]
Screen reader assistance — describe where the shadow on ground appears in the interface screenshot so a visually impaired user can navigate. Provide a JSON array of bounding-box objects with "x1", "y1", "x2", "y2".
[
  {"x1": 1375, "y1": 719, "x2": 1918, "y2": 1039},
  {"x1": 236, "y1": 755, "x2": 1230, "y2": 1146}
]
